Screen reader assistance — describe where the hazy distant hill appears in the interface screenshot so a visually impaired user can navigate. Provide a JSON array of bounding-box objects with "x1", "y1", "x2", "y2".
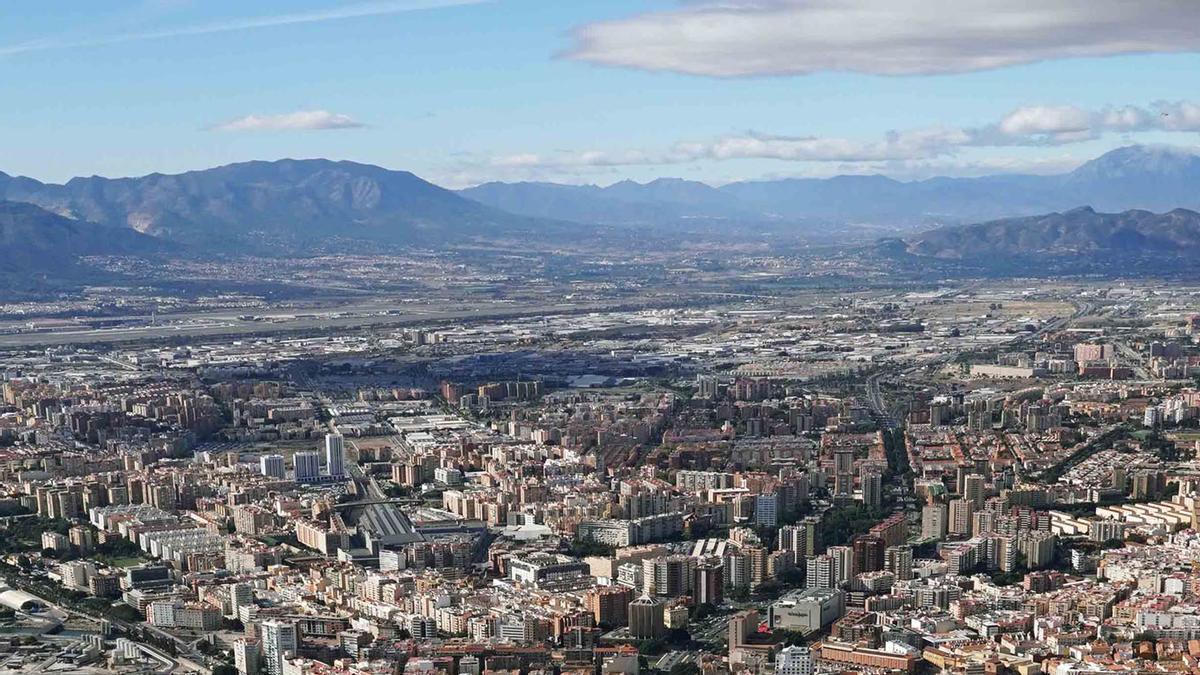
[
  {"x1": 0, "y1": 159, "x2": 560, "y2": 252},
  {"x1": 900, "y1": 206, "x2": 1200, "y2": 269},
  {"x1": 3, "y1": 144, "x2": 1200, "y2": 266},
  {"x1": 461, "y1": 178, "x2": 755, "y2": 229},
  {"x1": 0, "y1": 200, "x2": 168, "y2": 293},
  {"x1": 461, "y1": 145, "x2": 1200, "y2": 230},
  {"x1": 4, "y1": 146, "x2": 1198, "y2": 254}
]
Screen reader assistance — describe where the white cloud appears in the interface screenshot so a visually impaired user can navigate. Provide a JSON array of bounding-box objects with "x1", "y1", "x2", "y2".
[
  {"x1": 476, "y1": 100, "x2": 1200, "y2": 175},
  {"x1": 1101, "y1": 106, "x2": 1153, "y2": 131},
  {"x1": 211, "y1": 110, "x2": 365, "y2": 132},
  {"x1": 0, "y1": 0, "x2": 488, "y2": 57},
  {"x1": 998, "y1": 106, "x2": 1092, "y2": 137},
  {"x1": 869, "y1": 154, "x2": 1091, "y2": 181},
  {"x1": 1157, "y1": 101, "x2": 1200, "y2": 131},
  {"x1": 487, "y1": 127, "x2": 970, "y2": 171},
  {"x1": 978, "y1": 101, "x2": 1200, "y2": 145},
  {"x1": 704, "y1": 127, "x2": 973, "y2": 162},
  {"x1": 491, "y1": 154, "x2": 551, "y2": 168},
  {"x1": 566, "y1": 0, "x2": 1200, "y2": 77}
]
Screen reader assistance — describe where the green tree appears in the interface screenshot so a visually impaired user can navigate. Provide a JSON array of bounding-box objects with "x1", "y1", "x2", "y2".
[
  {"x1": 635, "y1": 637, "x2": 667, "y2": 654},
  {"x1": 109, "y1": 604, "x2": 141, "y2": 622},
  {"x1": 566, "y1": 539, "x2": 615, "y2": 558},
  {"x1": 778, "y1": 566, "x2": 805, "y2": 587},
  {"x1": 818, "y1": 503, "x2": 885, "y2": 547},
  {"x1": 0, "y1": 503, "x2": 31, "y2": 517},
  {"x1": 666, "y1": 628, "x2": 690, "y2": 645},
  {"x1": 774, "y1": 629, "x2": 808, "y2": 647}
]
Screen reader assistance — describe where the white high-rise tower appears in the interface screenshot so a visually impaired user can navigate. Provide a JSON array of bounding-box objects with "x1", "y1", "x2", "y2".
[
  {"x1": 325, "y1": 434, "x2": 345, "y2": 478},
  {"x1": 260, "y1": 619, "x2": 297, "y2": 675}
]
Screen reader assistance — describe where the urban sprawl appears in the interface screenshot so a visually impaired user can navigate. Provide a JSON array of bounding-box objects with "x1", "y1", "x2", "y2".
[{"x1": 3, "y1": 282, "x2": 1200, "y2": 675}]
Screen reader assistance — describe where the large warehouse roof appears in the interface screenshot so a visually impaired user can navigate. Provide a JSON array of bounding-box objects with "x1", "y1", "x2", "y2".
[{"x1": 0, "y1": 587, "x2": 42, "y2": 611}]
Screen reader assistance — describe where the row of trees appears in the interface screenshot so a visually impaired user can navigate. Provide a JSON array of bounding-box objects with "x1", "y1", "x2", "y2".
[
  {"x1": 0, "y1": 517, "x2": 69, "y2": 555},
  {"x1": 1037, "y1": 424, "x2": 1129, "y2": 482},
  {"x1": 881, "y1": 427, "x2": 911, "y2": 479}
]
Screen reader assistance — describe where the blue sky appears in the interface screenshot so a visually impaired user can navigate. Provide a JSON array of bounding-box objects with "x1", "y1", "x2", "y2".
[{"x1": 2, "y1": 0, "x2": 1199, "y2": 186}]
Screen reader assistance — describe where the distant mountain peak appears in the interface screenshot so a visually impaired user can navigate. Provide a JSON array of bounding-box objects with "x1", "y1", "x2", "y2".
[{"x1": 1070, "y1": 144, "x2": 1200, "y2": 179}]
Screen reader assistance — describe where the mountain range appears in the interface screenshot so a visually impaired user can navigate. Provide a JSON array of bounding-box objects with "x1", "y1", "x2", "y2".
[
  {"x1": 3, "y1": 145, "x2": 1200, "y2": 292},
  {"x1": 0, "y1": 159, "x2": 557, "y2": 253},
  {"x1": 461, "y1": 145, "x2": 1200, "y2": 232},
  {"x1": 2, "y1": 145, "x2": 1198, "y2": 252}
]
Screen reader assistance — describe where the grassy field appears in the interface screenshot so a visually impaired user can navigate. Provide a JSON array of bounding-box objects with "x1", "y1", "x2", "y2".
[
  {"x1": 922, "y1": 300, "x2": 1074, "y2": 321},
  {"x1": 99, "y1": 556, "x2": 145, "y2": 568}
]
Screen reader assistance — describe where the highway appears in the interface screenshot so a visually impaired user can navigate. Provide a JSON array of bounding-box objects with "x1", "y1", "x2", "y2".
[
  {"x1": 4, "y1": 578, "x2": 209, "y2": 673},
  {"x1": 865, "y1": 372, "x2": 899, "y2": 430},
  {"x1": 1113, "y1": 340, "x2": 1153, "y2": 380}
]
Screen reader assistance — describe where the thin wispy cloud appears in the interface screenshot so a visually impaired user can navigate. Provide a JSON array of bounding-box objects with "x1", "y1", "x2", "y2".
[
  {"x1": 481, "y1": 100, "x2": 1200, "y2": 174},
  {"x1": 210, "y1": 110, "x2": 366, "y2": 132},
  {"x1": 0, "y1": 0, "x2": 488, "y2": 57}
]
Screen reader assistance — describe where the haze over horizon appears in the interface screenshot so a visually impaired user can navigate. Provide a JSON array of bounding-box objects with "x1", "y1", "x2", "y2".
[
  {"x1": 4, "y1": 1, "x2": 1200, "y2": 188},
  {"x1": 1, "y1": 143, "x2": 1196, "y2": 190}
]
